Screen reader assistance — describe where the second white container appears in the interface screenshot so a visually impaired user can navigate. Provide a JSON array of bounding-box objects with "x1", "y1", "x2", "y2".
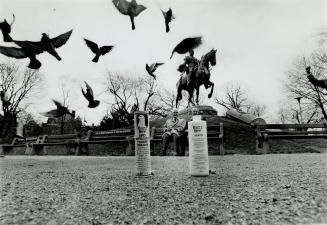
[{"x1": 188, "y1": 115, "x2": 209, "y2": 176}]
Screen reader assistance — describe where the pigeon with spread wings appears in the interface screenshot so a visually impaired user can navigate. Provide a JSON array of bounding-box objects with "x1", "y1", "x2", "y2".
[
  {"x1": 112, "y1": 0, "x2": 146, "y2": 30},
  {"x1": 84, "y1": 38, "x2": 114, "y2": 63},
  {"x1": 39, "y1": 29, "x2": 73, "y2": 60},
  {"x1": 170, "y1": 36, "x2": 202, "y2": 59},
  {"x1": 14, "y1": 29, "x2": 73, "y2": 61},
  {"x1": 0, "y1": 14, "x2": 15, "y2": 42},
  {"x1": 0, "y1": 45, "x2": 42, "y2": 69},
  {"x1": 145, "y1": 62, "x2": 164, "y2": 80},
  {"x1": 41, "y1": 100, "x2": 75, "y2": 118},
  {"x1": 162, "y1": 8, "x2": 174, "y2": 33},
  {"x1": 82, "y1": 81, "x2": 100, "y2": 108}
]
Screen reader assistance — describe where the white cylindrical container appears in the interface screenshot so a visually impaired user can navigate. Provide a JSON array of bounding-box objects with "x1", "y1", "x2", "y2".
[
  {"x1": 188, "y1": 115, "x2": 209, "y2": 176},
  {"x1": 134, "y1": 111, "x2": 152, "y2": 177}
]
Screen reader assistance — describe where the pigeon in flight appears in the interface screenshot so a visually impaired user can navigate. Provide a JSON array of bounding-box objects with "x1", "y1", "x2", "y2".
[
  {"x1": 170, "y1": 36, "x2": 202, "y2": 59},
  {"x1": 145, "y1": 62, "x2": 164, "y2": 80},
  {"x1": 39, "y1": 30, "x2": 73, "y2": 60},
  {"x1": 162, "y1": 8, "x2": 174, "y2": 33},
  {"x1": 14, "y1": 29, "x2": 73, "y2": 61},
  {"x1": 83, "y1": 38, "x2": 114, "y2": 63},
  {"x1": 0, "y1": 45, "x2": 42, "y2": 69},
  {"x1": 305, "y1": 66, "x2": 327, "y2": 89},
  {"x1": 112, "y1": 0, "x2": 146, "y2": 30},
  {"x1": 41, "y1": 100, "x2": 75, "y2": 118},
  {"x1": 0, "y1": 14, "x2": 15, "y2": 42},
  {"x1": 82, "y1": 81, "x2": 100, "y2": 108}
]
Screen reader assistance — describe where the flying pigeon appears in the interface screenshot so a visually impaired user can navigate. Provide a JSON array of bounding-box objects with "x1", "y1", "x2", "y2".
[
  {"x1": 145, "y1": 62, "x2": 164, "y2": 79},
  {"x1": 305, "y1": 66, "x2": 327, "y2": 89},
  {"x1": 0, "y1": 45, "x2": 42, "y2": 69},
  {"x1": 0, "y1": 14, "x2": 15, "y2": 42},
  {"x1": 41, "y1": 100, "x2": 75, "y2": 118},
  {"x1": 112, "y1": 0, "x2": 146, "y2": 30},
  {"x1": 14, "y1": 29, "x2": 73, "y2": 61},
  {"x1": 162, "y1": 8, "x2": 174, "y2": 33},
  {"x1": 170, "y1": 36, "x2": 202, "y2": 59},
  {"x1": 83, "y1": 38, "x2": 114, "y2": 63},
  {"x1": 82, "y1": 81, "x2": 100, "y2": 108},
  {"x1": 39, "y1": 30, "x2": 73, "y2": 60}
]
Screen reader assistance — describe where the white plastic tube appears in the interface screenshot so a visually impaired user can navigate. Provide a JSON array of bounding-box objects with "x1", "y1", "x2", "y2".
[
  {"x1": 188, "y1": 115, "x2": 209, "y2": 176},
  {"x1": 134, "y1": 111, "x2": 151, "y2": 177}
]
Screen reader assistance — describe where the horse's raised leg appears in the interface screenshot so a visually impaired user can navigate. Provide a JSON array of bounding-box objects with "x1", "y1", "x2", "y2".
[
  {"x1": 195, "y1": 85, "x2": 200, "y2": 105},
  {"x1": 176, "y1": 87, "x2": 183, "y2": 108},
  {"x1": 188, "y1": 87, "x2": 195, "y2": 106},
  {"x1": 208, "y1": 81, "x2": 214, "y2": 98}
]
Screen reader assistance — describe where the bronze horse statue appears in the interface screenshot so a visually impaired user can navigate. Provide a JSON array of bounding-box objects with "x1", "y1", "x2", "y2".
[{"x1": 175, "y1": 49, "x2": 217, "y2": 107}]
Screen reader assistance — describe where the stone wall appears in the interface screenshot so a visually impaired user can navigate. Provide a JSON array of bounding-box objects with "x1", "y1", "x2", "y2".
[
  {"x1": 223, "y1": 122, "x2": 257, "y2": 154},
  {"x1": 150, "y1": 115, "x2": 258, "y2": 155}
]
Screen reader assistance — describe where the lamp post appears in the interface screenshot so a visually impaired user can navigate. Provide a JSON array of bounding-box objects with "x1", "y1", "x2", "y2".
[{"x1": 294, "y1": 97, "x2": 303, "y2": 124}]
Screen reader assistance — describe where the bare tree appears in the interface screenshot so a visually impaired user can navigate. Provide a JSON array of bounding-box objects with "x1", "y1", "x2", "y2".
[
  {"x1": 215, "y1": 83, "x2": 248, "y2": 110},
  {"x1": 214, "y1": 83, "x2": 266, "y2": 116},
  {"x1": 276, "y1": 101, "x2": 320, "y2": 124},
  {"x1": 58, "y1": 78, "x2": 73, "y2": 134},
  {"x1": 105, "y1": 72, "x2": 160, "y2": 127},
  {"x1": 147, "y1": 89, "x2": 189, "y2": 119},
  {"x1": 248, "y1": 103, "x2": 267, "y2": 117},
  {"x1": 60, "y1": 78, "x2": 71, "y2": 107},
  {"x1": 18, "y1": 110, "x2": 41, "y2": 125},
  {"x1": 0, "y1": 61, "x2": 43, "y2": 142},
  {"x1": 106, "y1": 72, "x2": 138, "y2": 126},
  {"x1": 137, "y1": 76, "x2": 157, "y2": 111},
  {"x1": 285, "y1": 49, "x2": 327, "y2": 122}
]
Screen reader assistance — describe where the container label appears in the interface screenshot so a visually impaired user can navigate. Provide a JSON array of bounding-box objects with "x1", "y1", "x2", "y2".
[
  {"x1": 134, "y1": 111, "x2": 151, "y2": 176},
  {"x1": 188, "y1": 119, "x2": 209, "y2": 176}
]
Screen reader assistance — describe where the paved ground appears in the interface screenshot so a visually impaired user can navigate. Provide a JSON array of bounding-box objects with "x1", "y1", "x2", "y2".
[{"x1": 0, "y1": 154, "x2": 326, "y2": 225}]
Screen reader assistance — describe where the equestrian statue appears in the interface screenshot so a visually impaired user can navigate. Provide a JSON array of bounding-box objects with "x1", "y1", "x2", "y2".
[{"x1": 176, "y1": 48, "x2": 217, "y2": 108}]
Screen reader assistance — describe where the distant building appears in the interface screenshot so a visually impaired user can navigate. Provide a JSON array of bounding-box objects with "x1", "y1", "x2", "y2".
[{"x1": 41, "y1": 111, "x2": 82, "y2": 135}]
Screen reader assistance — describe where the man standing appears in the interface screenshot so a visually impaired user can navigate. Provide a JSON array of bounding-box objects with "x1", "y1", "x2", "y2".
[{"x1": 162, "y1": 109, "x2": 186, "y2": 156}]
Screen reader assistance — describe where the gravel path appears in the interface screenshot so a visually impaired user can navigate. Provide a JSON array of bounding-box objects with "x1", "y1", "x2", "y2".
[{"x1": 0, "y1": 154, "x2": 326, "y2": 225}]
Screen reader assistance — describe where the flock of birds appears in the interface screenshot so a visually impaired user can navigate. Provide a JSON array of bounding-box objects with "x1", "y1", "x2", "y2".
[{"x1": 0, "y1": 0, "x2": 205, "y2": 119}]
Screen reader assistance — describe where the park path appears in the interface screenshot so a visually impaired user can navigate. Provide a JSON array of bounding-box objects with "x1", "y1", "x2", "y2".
[{"x1": 0, "y1": 154, "x2": 326, "y2": 225}]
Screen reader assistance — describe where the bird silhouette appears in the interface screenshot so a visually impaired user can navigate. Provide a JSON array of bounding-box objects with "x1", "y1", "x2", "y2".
[
  {"x1": 112, "y1": 0, "x2": 146, "y2": 30},
  {"x1": 0, "y1": 14, "x2": 15, "y2": 42},
  {"x1": 170, "y1": 36, "x2": 202, "y2": 59},
  {"x1": 83, "y1": 38, "x2": 114, "y2": 63},
  {"x1": 305, "y1": 66, "x2": 327, "y2": 89},
  {"x1": 13, "y1": 30, "x2": 73, "y2": 62},
  {"x1": 0, "y1": 45, "x2": 42, "y2": 69},
  {"x1": 145, "y1": 62, "x2": 164, "y2": 79},
  {"x1": 162, "y1": 8, "x2": 174, "y2": 33},
  {"x1": 39, "y1": 30, "x2": 73, "y2": 60},
  {"x1": 41, "y1": 100, "x2": 75, "y2": 118},
  {"x1": 82, "y1": 81, "x2": 100, "y2": 108}
]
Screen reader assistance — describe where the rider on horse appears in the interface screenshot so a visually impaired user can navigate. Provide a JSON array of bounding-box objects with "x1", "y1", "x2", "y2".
[{"x1": 178, "y1": 50, "x2": 199, "y2": 86}]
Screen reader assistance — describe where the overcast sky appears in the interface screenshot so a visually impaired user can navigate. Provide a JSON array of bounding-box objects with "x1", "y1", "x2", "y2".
[{"x1": 0, "y1": 0, "x2": 326, "y2": 124}]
